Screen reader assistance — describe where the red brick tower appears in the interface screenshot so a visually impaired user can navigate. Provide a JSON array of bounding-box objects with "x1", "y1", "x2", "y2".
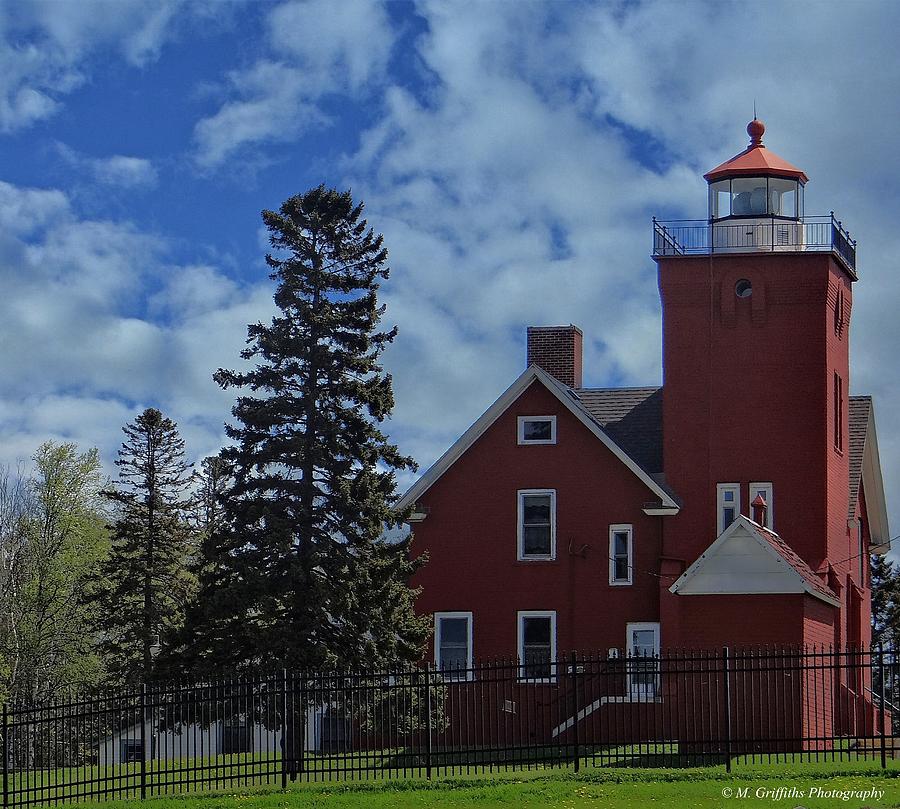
[{"x1": 654, "y1": 119, "x2": 859, "y2": 647}]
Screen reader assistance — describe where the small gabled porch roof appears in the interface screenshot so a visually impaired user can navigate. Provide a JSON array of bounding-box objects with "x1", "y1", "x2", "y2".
[{"x1": 669, "y1": 515, "x2": 840, "y2": 607}]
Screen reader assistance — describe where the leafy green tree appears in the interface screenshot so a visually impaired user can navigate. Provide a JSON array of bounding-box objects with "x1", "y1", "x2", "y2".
[
  {"x1": 94, "y1": 408, "x2": 194, "y2": 683},
  {"x1": 0, "y1": 442, "x2": 107, "y2": 704},
  {"x1": 872, "y1": 552, "x2": 900, "y2": 647},
  {"x1": 182, "y1": 186, "x2": 428, "y2": 674}
]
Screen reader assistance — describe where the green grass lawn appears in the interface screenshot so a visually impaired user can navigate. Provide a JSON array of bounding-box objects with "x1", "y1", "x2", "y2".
[{"x1": 52, "y1": 762, "x2": 900, "y2": 809}]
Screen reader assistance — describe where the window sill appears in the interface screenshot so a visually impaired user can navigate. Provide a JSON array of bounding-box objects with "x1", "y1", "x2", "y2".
[{"x1": 515, "y1": 557, "x2": 558, "y2": 564}]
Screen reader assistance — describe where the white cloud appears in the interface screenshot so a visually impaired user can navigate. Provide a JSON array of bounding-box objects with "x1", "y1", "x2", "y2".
[
  {"x1": 0, "y1": 179, "x2": 276, "y2": 478},
  {"x1": 91, "y1": 155, "x2": 158, "y2": 189},
  {"x1": 56, "y1": 143, "x2": 158, "y2": 188},
  {"x1": 193, "y1": 61, "x2": 329, "y2": 168},
  {"x1": 192, "y1": 0, "x2": 394, "y2": 167}
]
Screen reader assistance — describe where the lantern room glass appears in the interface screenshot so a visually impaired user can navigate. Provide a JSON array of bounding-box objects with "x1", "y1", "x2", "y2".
[{"x1": 708, "y1": 177, "x2": 803, "y2": 220}]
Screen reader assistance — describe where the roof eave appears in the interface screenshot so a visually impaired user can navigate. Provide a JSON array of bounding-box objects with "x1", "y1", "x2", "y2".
[
  {"x1": 861, "y1": 404, "x2": 891, "y2": 554},
  {"x1": 703, "y1": 166, "x2": 809, "y2": 183}
]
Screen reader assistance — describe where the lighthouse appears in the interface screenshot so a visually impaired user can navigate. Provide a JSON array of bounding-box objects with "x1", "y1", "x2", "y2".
[{"x1": 653, "y1": 119, "x2": 874, "y2": 649}]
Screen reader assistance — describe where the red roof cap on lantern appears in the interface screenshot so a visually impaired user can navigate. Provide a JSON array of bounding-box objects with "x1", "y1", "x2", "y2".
[{"x1": 704, "y1": 119, "x2": 809, "y2": 184}]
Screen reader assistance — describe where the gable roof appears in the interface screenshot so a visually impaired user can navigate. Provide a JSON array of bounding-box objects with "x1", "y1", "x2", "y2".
[
  {"x1": 396, "y1": 366, "x2": 680, "y2": 514},
  {"x1": 848, "y1": 396, "x2": 891, "y2": 553},
  {"x1": 669, "y1": 515, "x2": 840, "y2": 607}
]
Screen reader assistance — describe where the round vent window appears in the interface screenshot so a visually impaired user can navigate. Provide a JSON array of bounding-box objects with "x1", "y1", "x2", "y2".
[{"x1": 735, "y1": 279, "x2": 752, "y2": 298}]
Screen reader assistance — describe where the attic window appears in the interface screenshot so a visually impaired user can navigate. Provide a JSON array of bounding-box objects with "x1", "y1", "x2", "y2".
[
  {"x1": 735, "y1": 279, "x2": 752, "y2": 298},
  {"x1": 517, "y1": 416, "x2": 556, "y2": 445}
]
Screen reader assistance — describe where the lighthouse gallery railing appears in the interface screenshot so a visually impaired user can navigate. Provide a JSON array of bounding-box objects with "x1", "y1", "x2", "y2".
[{"x1": 652, "y1": 214, "x2": 857, "y2": 275}]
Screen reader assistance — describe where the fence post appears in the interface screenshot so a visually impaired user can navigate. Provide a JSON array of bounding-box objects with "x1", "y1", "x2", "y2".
[
  {"x1": 425, "y1": 664, "x2": 433, "y2": 780},
  {"x1": 722, "y1": 647, "x2": 732, "y2": 773},
  {"x1": 139, "y1": 684, "x2": 147, "y2": 800},
  {"x1": 281, "y1": 668, "x2": 288, "y2": 790},
  {"x1": 879, "y1": 646, "x2": 887, "y2": 770},
  {"x1": 570, "y1": 651, "x2": 580, "y2": 773},
  {"x1": 3, "y1": 702, "x2": 8, "y2": 809}
]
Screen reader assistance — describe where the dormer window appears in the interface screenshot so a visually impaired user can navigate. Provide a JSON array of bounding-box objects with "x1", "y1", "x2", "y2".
[{"x1": 517, "y1": 416, "x2": 556, "y2": 445}]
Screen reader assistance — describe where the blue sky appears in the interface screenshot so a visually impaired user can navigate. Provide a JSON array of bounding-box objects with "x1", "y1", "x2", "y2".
[{"x1": 1, "y1": 0, "x2": 899, "y2": 544}]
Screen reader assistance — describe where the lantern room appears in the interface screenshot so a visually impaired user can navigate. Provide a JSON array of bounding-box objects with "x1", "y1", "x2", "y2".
[
  {"x1": 651, "y1": 119, "x2": 856, "y2": 276},
  {"x1": 704, "y1": 119, "x2": 808, "y2": 221}
]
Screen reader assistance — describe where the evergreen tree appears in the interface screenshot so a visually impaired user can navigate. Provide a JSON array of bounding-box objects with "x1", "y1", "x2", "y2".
[
  {"x1": 94, "y1": 408, "x2": 194, "y2": 683},
  {"x1": 191, "y1": 455, "x2": 233, "y2": 542},
  {"x1": 183, "y1": 186, "x2": 427, "y2": 674},
  {"x1": 872, "y1": 552, "x2": 900, "y2": 647}
]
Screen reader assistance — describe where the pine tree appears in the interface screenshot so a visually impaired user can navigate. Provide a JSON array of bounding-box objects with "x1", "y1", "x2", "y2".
[
  {"x1": 183, "y1": 186, "x2": 428, "y2": 674},
  {"x1": 94, "y1": 408, "x2": 194, "y2": 683},
  {"x1": 871, "y1": 552, "x2": 900, "y2": 647}
]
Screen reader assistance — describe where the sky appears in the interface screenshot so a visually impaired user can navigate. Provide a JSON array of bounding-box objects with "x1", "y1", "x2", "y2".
[{"x1": 0, "y1": 0, "x2": 899, "y2": 548}]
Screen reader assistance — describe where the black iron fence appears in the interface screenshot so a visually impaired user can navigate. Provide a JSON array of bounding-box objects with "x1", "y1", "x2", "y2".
[
  {"x1": 652, "y1": 214, "x2": 857, "y2": 274},
  {"x1": 1, "y1": 646, "x2": 897, "y2": 806}
]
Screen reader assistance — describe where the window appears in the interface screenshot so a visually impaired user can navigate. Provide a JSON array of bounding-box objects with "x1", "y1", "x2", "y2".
[
  {"x1": 834, "y1": 289, "x2": 845, "y2": 336},
  {"x1": 609, "y1": 524, "x2": 633, "y2": 585},
  {"x1": 221, "y1": 717, "x2": 252, "y2": 754},
  {"x1": 517, "y1": 490, "x2": 556, "y2": 560},
  {"x1": 434, "y1": 612, "x2": 473, "y2": 681},
  {"x1": 517, "y1": 416, "x2": 556, "y2": 445},
  {"x1": 518, "y1": 611, "x2": 556, "y2": 682},
  {"x1": 717, "y1": 483, "x2": 740, "y2": 534},
  {"x1": 121, "y1": 739, "x2": 143, "y2": 764},
  {"x1": 626, "y1": 623, "x2": 660, "y2": 699},
  {"x1": 735, "y1": 279, "x2": 752, "y2": 298},
  {"x1": 749, "y1": 482, "x2": 773, "y2": 529},
  {"x1": 858, "y1": 518, "x2": 866, "y2": 587},
  {"x1": 834, "y1": 372, "x2": 844, "y2": 452}
]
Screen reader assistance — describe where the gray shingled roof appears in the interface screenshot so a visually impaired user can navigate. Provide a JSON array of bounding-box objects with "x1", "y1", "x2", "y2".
[
  {"x1": 574, "y1": 387, "x2": 662, "y2": 473},
  {"x1": 848, "y1": 396, "x2": 871, "y2": 518},
  {"x1": 574, "y1": 386, "x2": 871, "y2": 511}
]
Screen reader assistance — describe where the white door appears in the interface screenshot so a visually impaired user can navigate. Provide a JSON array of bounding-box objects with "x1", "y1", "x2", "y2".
[{"x1": 626, "y1": 623, "x2": 660, "y2": 698}]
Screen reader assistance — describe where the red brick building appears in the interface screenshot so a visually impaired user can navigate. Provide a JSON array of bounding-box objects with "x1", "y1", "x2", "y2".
[{"x1": 399, "y1": 120, "x2": 890, "y2": 687}]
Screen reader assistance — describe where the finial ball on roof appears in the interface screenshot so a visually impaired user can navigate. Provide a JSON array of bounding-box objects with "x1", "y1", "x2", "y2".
[{"x1": 747, "y1": 118, "x2": 765, "y2": 146}]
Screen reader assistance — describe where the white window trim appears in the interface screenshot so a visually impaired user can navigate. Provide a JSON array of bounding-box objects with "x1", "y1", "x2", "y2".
[
  {"x1": 434, "y1": 612, "x2": 474, "y2": 681},
  {"x1": 608, "y1": 524, "x2": 633, "y2": 585},
  {"x1": 626, "y1": 621, "x2": 660, "y2": 699},
  {"x1": 517, "y1": 610, "x2": 557, "y2": 683},
  {"x1": 517, "y1": 489, "x2": 557, "y2": 561},
  {"x1": 716, "y1": 483, "x2": 740, "y2": 535},
  {"x1": 749, "y1": 482, "x2": 774, "y2": 529},
  {"x1": 517, "y1": 415, "x2": 557, "y2": 445}
]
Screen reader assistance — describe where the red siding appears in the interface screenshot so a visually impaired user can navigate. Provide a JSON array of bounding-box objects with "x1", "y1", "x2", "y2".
[
  {"x1": 676, "y1": 594, "x2": 805, "y2": 649},
  {"x1": 657, "y1": 251, "x2": 855, "y2": 649},
  {"x1": 411, "y1": 380, "x2": 663, "y2": 660}
]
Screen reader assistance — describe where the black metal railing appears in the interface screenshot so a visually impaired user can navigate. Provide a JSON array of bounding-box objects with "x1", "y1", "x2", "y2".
[
  {"x1": 1, "y1": 645, "x2": 897, "y2": 806},
  {"x1": 652, "y1": 214, "x2": 857, "y2": 274}
]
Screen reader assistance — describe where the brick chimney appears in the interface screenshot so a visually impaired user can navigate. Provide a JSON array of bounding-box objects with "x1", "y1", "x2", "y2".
[{"x1": 526, "y1": 325, "x2": 583, "y2": 388}]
